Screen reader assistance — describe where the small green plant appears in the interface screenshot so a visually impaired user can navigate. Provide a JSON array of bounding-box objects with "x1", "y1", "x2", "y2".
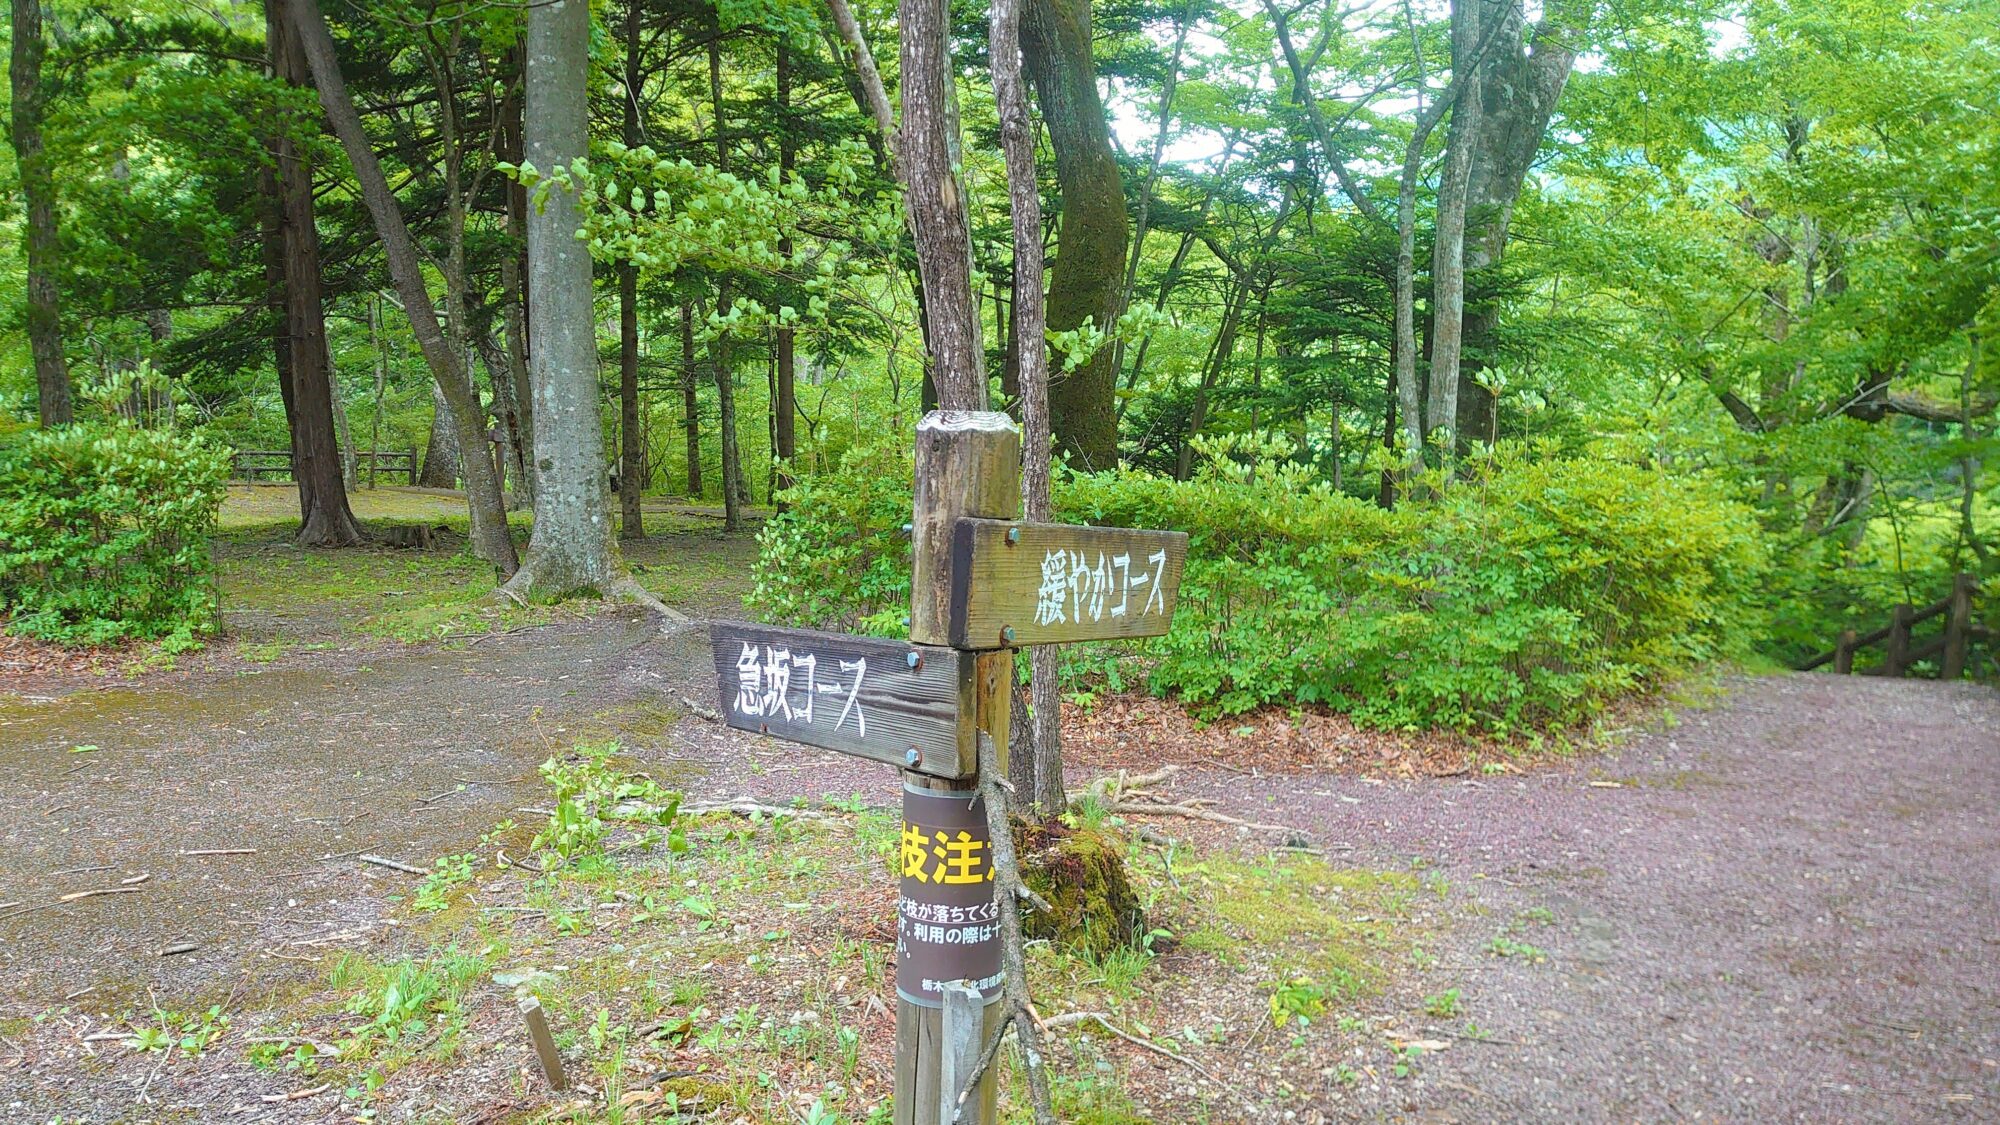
[
  {"x1": 1392, "y1": 1043, "x2": 1424, "y2": 1078},
  {"x1": 412, "y1": 853, "x2": 477, "y2": 912},
  {"x1": 1484, "y1": 935, "x2": 1548, "y2": 962},
  {"x1": 126, "y1": 1005, "x2": 229, "y2": 1055},
  {"x1": 1423, "y1": 988, "x2": 1460, "y2": 1018},
  {"x1": 1268, "y1": 978, "x2": 1332, "y2": 1027},
  {"x1": 533, "y1": 741, "x2": 688, "y2": 863}
]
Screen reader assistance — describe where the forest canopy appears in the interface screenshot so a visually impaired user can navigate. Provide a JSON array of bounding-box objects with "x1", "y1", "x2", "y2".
[{"x1": 2, "y1": 0, "x2": 1996, "y2": 710}]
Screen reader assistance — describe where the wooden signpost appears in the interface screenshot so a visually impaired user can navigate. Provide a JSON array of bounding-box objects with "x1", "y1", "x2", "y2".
[{"x1": 708, "y1": 410, "x2": 1184, "y2": 1125}]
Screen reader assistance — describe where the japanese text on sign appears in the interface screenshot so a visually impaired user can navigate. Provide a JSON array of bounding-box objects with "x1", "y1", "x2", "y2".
[
  {"x1": 1033, "y1": 548, "x2": 1169, "y2": 627},
  {"x1": 731, "y1": 643, "x2": 868, "y2": 735},
  {"x1": 896, "y1": 785, "x2": 1001, "y2": 1008}
]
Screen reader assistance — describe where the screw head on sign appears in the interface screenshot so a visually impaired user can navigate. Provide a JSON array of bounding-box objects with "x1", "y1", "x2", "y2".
[
  {"x1": 900, "y1": 523, "x2": 913, "y2": 537},
  {"x1": 1001, "y1": 625, "x2": 1016, "y2": 645},
  {"x1": 902, "y1": 616, "x2": 912, "y2": 628},
  {"x1": 1005, "y1": 526, "x2": 1020, "y2": 546},
  {"x1": 906, "y1": 651, "x2": 922, "y2": 670},
  {"x1": 905, "y1": 748, "x2": 921, "y2": 766}
]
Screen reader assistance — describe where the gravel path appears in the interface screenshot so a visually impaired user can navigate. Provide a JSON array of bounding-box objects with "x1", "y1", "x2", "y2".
[
  {"x1": 1166, "y1": 673, "x2": 2000, "y2": 1123},
  {"x1": 2, "y1": 614, "x2": 1993, "y2": 1123}
]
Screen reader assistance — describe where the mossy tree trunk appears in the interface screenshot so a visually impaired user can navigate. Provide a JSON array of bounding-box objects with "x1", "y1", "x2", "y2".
[{"x1": 1022, "y1": 0, "x2": 1128, "y2": 470}]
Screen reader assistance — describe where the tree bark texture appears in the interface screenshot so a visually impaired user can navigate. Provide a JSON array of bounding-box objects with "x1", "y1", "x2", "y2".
[
  {"x1": 898, "y1": 0, "x2": 986, "y2": 411},
  {"x1": 419, "y1": 382, "x2": 463, "y2": 487},
  {"x1": 617, "y1": 0, "x2": 646, "y2": 540},
  {"x1": 508, "y1": 0, "x2": 623, "y2": 596},
  {"x1": 1455, "y1": 2, "x2": 1576, "y2": 447},
  {"x1": 287, "y1": 0, "x2": 518, "y2": 572},
  {"x1": 1424, "y1": 0, "x2": 1483, "y2": 460},
  {"x1": 1023, "y1": 0, "x2": 1127, "y2": 468},
  {"x1": 268, "y1": 0, "x2": 362, "y2": 546},
  {"x1": 681, "y1": 300, "x2": 702, "y2": 496},
  {"x1": 709, "y1": 32, "x2": 746, "y2": 531},
  {"x1": 993, "y1": 0, "x2": 1065, "y2": 812},
  {"x1": 11, "y1": 0, "x2": 72, "y2": 426},
  {"x1": 774, "y1": 39, "x2": 798, "y2": 501}
]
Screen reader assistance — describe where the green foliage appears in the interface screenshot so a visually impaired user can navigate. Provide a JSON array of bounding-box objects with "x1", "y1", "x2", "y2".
[
  {"x1": 753, "y1": 447, "x2": 1768, "y2": 734},
  {"x1": 1069, "y1": 451, "x2": 1768, "y2": 733},
  {"x1": 533, "y1": 741, "x2": 688, "y2": 863},
  {"x1": 0, "y1": 423, "x2": 228, "y2": 646},
  {"x1": 747, "y1": 439, "x2": 916, "y2": 635}
]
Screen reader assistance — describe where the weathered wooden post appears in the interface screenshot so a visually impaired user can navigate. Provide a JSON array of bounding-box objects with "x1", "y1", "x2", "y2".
[
  {"x1": 1885, "y1": 604, "x2": 1914, "y2": 677},
  {"x1": 1833, "y1": 629, "x2": 1857, "y2": 674},
  {"x1": 1943, "y1": 572, "x2": 1975, "y2": 680},
  {"x1": 898, "y1": 410, "x2": 1017, "y2": 1125},
  {"x1": 705, "y1": 408, "x2": 1184, "y2": 1124}
]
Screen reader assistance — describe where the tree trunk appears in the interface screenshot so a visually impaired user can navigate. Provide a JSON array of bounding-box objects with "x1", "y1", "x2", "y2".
[
  {"x1": 476, "y1": 329, "x2": 529, "y2": 502},
  {"x1": 616, "y1": 0, "x2": 646, "y2": 539},
  {"x1": 11, "y1": 0, "x2": 71, "y2": 426},
  {"x1": 499, "y1": 51, "x2": 536, "y2": 503},
  {"x1": 505, "y1": 0, "x2": 624, "y2": 597},
  {"x1": 368, "y1": 294, "x2": 387, "y2": 488},
  {"x1": 1177, "y1": 280, "x2": 1249, "y2": 480},
  {"x1": 1023, "y1": 0, "x2": 1127, "y2": 466},
  {"x1": 269, "y1": 0, "x2": 362, "y2": 546},
  {"x1": 708, "y1": 32, "x2": 747, "y2": 530},
  {"x1": 419, "y1": 383, "x2": 462, "y2": 487},
  {"x1": 773, "y1": 39, "x2": 799, "y2": 503},
  {"x1": 618, "y1": 262, "x2": 645, "y2": 540},
  {"x1": 681, "y1": 299, "x2": 702, "y2": 497},
  {"x1": 994, "y1": 0, "x2": 1064, "y2": 812},
  {"x1": 1455, "y1": 2, "x2": 1576, "y2": 448},
  {"x1": 1423, "y1": 0, "x2": 1483, "y2": 462},
  {"x1": 287, "y1": 0, "x2": 517, "y2": 572},
  {"x1": 898, "y1": 0, "x2": 986, "y2": 411}
]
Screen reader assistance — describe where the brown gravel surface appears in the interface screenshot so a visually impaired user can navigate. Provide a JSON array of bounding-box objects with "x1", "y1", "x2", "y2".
[
  {"x1": 1148, "y1": 672, "x2": 2000, "y2": 1123},
  {"x1": 4, "y1": 610, "x2": 1996, "y2": 1123}
]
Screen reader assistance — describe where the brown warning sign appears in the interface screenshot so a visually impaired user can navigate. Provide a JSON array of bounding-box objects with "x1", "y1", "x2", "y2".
[{"x1": 894, "y1": 783, "x2": 1001, "y2": 1008}]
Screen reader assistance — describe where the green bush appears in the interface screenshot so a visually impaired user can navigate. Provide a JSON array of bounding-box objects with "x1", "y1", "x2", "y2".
[
  {"x1": 0, "y1": 423, "x2": 230, "y2": 646},
  {"x1": 749, "y1": 445, "x2": 1769, "y2": 735},
  {"x1": 747, "y1": 439, "x2": 916, "y2": 636}
]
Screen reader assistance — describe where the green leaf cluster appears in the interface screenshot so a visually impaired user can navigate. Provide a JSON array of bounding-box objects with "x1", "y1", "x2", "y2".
[{"x1": 0, "y1": 423, "x2": 228, "y2": 646}]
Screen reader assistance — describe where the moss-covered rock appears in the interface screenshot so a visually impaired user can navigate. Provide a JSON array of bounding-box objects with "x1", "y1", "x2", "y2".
[{"x1": 1015, "y1": 818, "x2": 1144, "y2": 956}]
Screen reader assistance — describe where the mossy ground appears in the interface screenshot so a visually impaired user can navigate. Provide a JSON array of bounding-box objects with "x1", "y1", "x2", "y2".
[
  {"x1": 212, "y1": 485, "x2": 758, "y2": 647},
  {"x1": 209, "y1": 747, "x2": 1466, "y2": 1123}
]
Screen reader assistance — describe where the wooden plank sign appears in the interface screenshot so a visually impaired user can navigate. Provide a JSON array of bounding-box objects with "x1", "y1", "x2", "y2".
[
  {"x1": 946, "y1": 518, "x2": 1188, "y2": 649},
  {"x1": 709, "y1": 622, "x2": 977, "y2": 778}
]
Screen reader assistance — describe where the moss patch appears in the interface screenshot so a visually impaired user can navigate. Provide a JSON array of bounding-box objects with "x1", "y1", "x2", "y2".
[{"x1": 1017, "y1": 819, "x2": 1144, "y2": 956}]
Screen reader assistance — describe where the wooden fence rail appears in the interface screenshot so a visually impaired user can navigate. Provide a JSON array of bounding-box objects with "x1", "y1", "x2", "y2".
[
  {"x1": 232, "y1": 449, "x2": 418, "y2": 486},
  {"x1": 1799, "y1": 572, "x2": 1989, "y2": 679}
]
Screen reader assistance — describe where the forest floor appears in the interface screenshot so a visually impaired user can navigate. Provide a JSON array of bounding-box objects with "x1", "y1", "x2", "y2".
[{"x1": 1, "y1": 487, "x2": 1996, "y2": 1124}]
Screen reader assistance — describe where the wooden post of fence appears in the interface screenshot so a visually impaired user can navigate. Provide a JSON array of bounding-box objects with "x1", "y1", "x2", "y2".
[
  {"x1": 1943, "y1": 572, "x2": 1975, "y2": 679},
  {"x1": 407, "y1": 446, "x2": 420, "y2": 487},
  {"x1": 1884, "y1": 604, "x2": 1914, "y2": 678},
  {"x1": 1834, "y1": 629, "x2": 1857, "y2": 674},
  {"x1": 896, "y1": 410, "x2": 1018, "y2": 1125}
]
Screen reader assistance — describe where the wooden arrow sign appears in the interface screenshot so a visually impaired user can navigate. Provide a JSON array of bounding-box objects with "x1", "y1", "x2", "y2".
[
  {"x1": 709, "y1": 622, "x2": 977, "y2": 778},
  {"x1": 946, "y1": 518, "x2": 1188, "y2": 649}
]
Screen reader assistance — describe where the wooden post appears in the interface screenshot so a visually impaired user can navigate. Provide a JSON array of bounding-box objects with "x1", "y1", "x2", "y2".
[
  {"x1": 518, "y1": 996, "x2": 566, "y2": 1091},
  {"x1": 937, "y1": 980, "x2": 985, "y2": 1123},
  {"x1": 897, "y1": 410, "x2": 1018, "y2": 1125},
  {"x1": 408, "y1": 446, "x2": 420, "y2": 486},
  {"x1": 1943, "y1": 572, "x2": 1975, "y2": 680},
  {"x1": 1884, "y1": 604, "x2": 1914, "y2": 678},
  {"x1": 1833, "y1": 629, "x2": 1857, "y2": 674}
]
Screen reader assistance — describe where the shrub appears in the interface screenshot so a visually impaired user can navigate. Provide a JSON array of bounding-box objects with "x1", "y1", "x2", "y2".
[
  {"x1": 749, "y1": 445, "x2": 1768, "y2": 735},
  {"x1": 747, "y1": 439, "x2": 915, "y2": 635},
  {"x1": 0, "y1": 423, "x2": 230, "y2": 646}
]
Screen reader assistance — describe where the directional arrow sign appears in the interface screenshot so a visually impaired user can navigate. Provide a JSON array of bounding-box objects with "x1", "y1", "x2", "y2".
[
  {"x1": 946, "y1": 518, "x2": 1189, "y2": 649},
  {"x1": 709, "y1": 622, "x2": 977, "y2": 778}
]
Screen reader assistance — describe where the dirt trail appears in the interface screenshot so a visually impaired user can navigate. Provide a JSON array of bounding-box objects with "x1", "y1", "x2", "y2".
[
  {"x1": 0, "y1": 614, "x2": 711, "y2": 1011},
  {"x1": 2, "y1": 616, "x2": 1994, "y2": 1123},
  {"x1": 1166, "y1": 673, "x2": 2000, "y2": 1123}
]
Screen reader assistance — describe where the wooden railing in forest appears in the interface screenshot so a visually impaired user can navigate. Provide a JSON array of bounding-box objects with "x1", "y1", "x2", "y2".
[
  {"x1": 231, "y1": 449, "x2": 418, "y2": 485},
  {"x1": 1799, "y1": 573, "x2": 1989, "y2": 679}
]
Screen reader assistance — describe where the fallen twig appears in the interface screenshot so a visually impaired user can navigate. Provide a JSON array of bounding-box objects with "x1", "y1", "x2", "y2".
[
  {"x1": 179, "y1": 848, "x2": 258, "y2": 857},
  {"x1": 59, "y1": 887, "x2": 141, "y2": 903},
  {"x1": 357, "y1": 854, "x2": 427, "y2": 876},
  {"x1": 1105, "y1": 798, "x2": 1301, "y2": 835},
  {"x1": 259, "y1": 1083, "x2": 331, "y2": 1103},
  {"x1": 679, "y1": 696, "x2": 723, "y2": 723}
]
